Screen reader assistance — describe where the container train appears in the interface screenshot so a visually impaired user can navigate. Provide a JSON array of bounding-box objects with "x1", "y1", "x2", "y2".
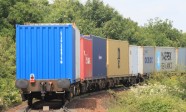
[{"x1": 15, "y1": 23, "x2": 186, "y2": 106}]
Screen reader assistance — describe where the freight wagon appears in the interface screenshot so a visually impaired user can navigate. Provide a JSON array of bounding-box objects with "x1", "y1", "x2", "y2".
[
  {"x1": 16, "y1": 24, "x2": 81, "y2": 106},
  {"x1": 16, "y1": 23, "x2": 184, "y2": 107},
  {"x1": 79, "y1": 35, "x2": 105, "y2": 93}
]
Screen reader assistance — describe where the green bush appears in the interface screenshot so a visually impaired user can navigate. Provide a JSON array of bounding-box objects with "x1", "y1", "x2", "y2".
[
  {"x1": 0, "y1": 37, "x2": 15, "y2": 78},
  {"x1": 0, "y1": 37, "x2": 21, "y2": 111},
  {"x1": 0, "y1": 78, "x2": 21, "y2": 111},
  {"x1": 108, "y1": 72, "x2": 186, "y2": 112}
]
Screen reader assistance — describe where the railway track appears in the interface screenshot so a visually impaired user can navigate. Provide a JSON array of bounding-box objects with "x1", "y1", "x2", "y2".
[{"x1": 11, "y1": 86, "x2": 129, "y2": 112}]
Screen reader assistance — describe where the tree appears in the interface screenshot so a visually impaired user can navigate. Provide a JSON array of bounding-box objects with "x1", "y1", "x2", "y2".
[
  {"x1": 0, "y1": 0, "x2": 49, "y2": 37},
  {"x1": 139, "y1": 18, "x2": 183, "y2": 47},
  {"x1": 0, "y1": 37, "x2": 15, "y2": 78}
]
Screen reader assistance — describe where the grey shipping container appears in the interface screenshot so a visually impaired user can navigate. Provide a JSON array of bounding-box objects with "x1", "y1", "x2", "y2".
[
  {"x1": 92, "y1": 35, "x2": 107, "y2": 79},
  {"x1": 177, "y1": 48, "x2": 186, "y2": 71},
  {"x1": 143, "y1": 46, "x2": 155, "y2": 74},
  {"x1": 155, "y1": 47, "x2": 176, "y2": 72}
]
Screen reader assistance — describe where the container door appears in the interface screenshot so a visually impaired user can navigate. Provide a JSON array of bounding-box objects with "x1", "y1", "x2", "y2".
[
  {"x1": 129, "y1": 46, "x2": 138, "y2": 76},
  {"x1": 92, "y1": 36, "x2": 106, "y2": 79},
  {"x1": 80, "y1": 37, "x2": 92, "y2": 80},
  {"x1": 138, "y1": 46, "x2": 143, "y2": 74},
  {"x1": 143, "y1": 47, "x2": 155, "y2": 74},
  {"x1": 74, "y1": 26, "x2": 80, "y2": 81},
  {"x1": 178, "y1": 48, "x2": 186, "y2": 71},
  {"x1": 16, "y1": 24, "x2": 76, "y2": 83}
]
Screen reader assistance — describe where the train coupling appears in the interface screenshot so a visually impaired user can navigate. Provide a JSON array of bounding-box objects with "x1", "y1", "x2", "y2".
[{"x1": 40, "y1": 82, "x2": 47, "y2": 99}]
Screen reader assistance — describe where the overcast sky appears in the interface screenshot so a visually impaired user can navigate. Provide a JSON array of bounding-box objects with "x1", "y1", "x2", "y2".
[{"x1": 49, "y1": 0, "x2": 186, "y2": 32}]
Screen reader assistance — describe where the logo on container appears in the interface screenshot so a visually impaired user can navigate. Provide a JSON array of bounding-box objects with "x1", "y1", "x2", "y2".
[
  {"x1": 145, "y1": 57, "x2": 153, "y2": 63},
  {"x1": 85, "y1": 57, "x2": 91, "y2": 64},
  {"x1": 84, "y1": 51, "x2": 91, "y2": 64},
  {"x1": 98, "y1": 55, "x2": 102, "y2": 60},
  {"x1": 60, "y1": 31, "x2": 63, "y2": 64},
  {"x1": 156, "y1": 52, "x2": 161, "y2": 70}
]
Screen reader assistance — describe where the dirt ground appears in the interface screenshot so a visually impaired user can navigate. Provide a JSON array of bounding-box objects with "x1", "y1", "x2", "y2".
[
  {"x1": 6, "y1": 91, "x2": 111, "y2": 112},
  {"x1": 67, "y1": 92, "x2": 110, "y2": 112},
  {"x1": 6, "y1": 102, "x2": 27, "y2": 112}
]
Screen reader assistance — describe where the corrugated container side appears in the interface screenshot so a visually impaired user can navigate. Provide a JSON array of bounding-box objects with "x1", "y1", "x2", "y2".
[
  {"x1": 143, "y1": 46, "x2": 155, "y2": 74},
  {"x1": 107, "y1": 39, "x2": 129, "y2": 77},
  {"x1": 129, "y1": 46, "x2": 138, "y2": 76},
  {"x1": 92, "y1": 35, "x2": 107, "y2": 79},
  {"x1": 74, "y1": 26, "x2": 80, "y2": 80},
  {"x1": 80, "y1": 37, "x2": 92, "y2": 80},
  {"x1": 155, "y1": 47, "x2": 176, "y2": 72},
  {"x1": 16, "y1": 24, "x2": 78, "y2": 83},
  {"x1": 138, "y1": 46, "x2": 143, "y2": 74},
  {"x1": 177, "y1": 48, "x2": 186, "y2": 71}
]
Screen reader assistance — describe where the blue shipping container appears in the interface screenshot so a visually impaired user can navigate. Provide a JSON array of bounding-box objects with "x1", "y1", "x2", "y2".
[
  {"x1": 91, "y1": 35, "x2": 107, "y2": 79},
  {"x1": 16, "y1": 24, "x2": 79, "y2": 83}
]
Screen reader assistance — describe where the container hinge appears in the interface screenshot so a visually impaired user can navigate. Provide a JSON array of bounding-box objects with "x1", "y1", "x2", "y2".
[{"x1": 40, "y1": 82, "x2": 47, "y2": 100}]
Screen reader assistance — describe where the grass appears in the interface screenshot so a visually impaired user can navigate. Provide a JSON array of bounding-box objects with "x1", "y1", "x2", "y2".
[{"x1": 107, "y1": 72, "x2": 186, "y2": 112}]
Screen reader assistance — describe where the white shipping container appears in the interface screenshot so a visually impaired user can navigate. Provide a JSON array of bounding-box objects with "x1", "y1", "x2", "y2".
[
  {"x1": 74, "y1": 25, "x2": 80, "y2": 81},
  {"x1": 138, "y1": 46, "x2": 143, "y2": 74},
  {"x1": 129, "y1": 46, "x2": 143, "y2": 76},
  {"x1": 155, "y1": 47, "x2": 176, "y2": 72}
]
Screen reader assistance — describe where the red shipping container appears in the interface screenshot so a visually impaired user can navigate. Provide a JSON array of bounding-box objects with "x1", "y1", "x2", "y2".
[{"x1": 80, "y1": 37, "x2": 92, "y2": 80}]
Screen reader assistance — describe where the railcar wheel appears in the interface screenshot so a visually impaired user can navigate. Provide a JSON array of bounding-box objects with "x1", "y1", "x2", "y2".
[
  {"x1": 124, "y1": 80, "x2": 131, "y2": 87},
  {"x1": 140, "y1": 77, "x2": 144, "y2": 82},
  {"x1": 61, "y1": 94, "x2": 66, "y2": 105},
  {"x1": 65, "y1": 91, "x2": 73, "y2": 101},
  {"x1": 136, "y1": 78, "x2": 140, "y2": 83},
  {"x1": 28, "y1": 96, "x2": 33, "y2": 107},
  {"x1": 80, "y1": 83, "x2": 87, "y2": 94}
]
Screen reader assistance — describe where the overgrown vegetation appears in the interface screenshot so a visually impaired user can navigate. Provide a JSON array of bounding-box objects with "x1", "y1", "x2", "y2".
[
  {"x1": 0, "y1": 0, "x2": 186, "y2": 111},
  {"x1": 0, "y1": 37, "x2": 21, "y2": 111},
  {"x1": 108, "y1": 72, "x2": 186, "y2": 112}
]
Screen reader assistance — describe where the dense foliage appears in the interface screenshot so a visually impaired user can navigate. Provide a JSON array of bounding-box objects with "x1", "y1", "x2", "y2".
[
  {"x1": 0, "y1": 0, "x2": 185, "y2": 46},
  {"x1": 0, "y1": 0, "x2": 186, "y2": 110},
  {"x1": 108, "y1": 72, "x2": 186, "y2": 112},
  {"x1": 0, "y1": 37, "x2": 21, "y2": 111}
]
